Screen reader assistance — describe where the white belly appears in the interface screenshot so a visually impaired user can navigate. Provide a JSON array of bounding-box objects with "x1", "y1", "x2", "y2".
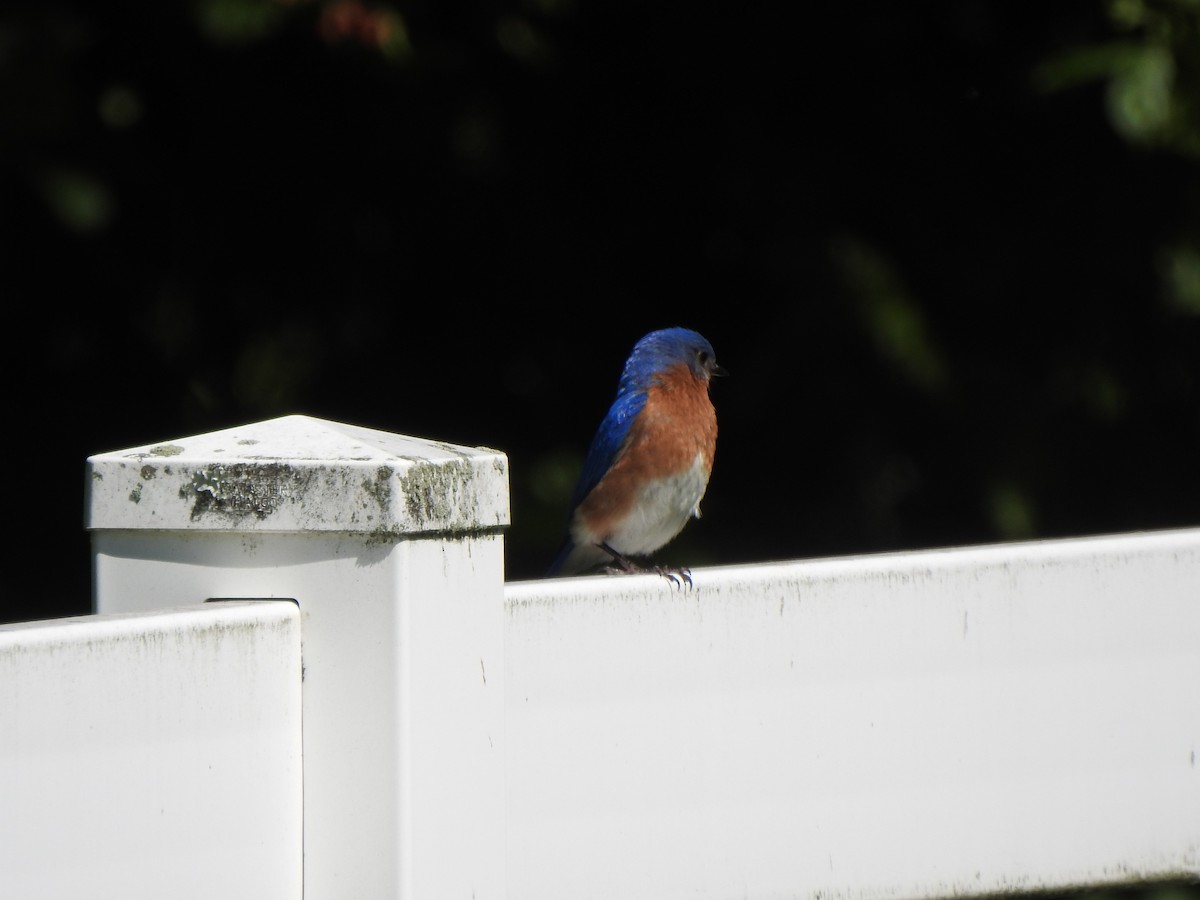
[{"x1": 608, "y1": 453, "x2": 711, "y2": 556}]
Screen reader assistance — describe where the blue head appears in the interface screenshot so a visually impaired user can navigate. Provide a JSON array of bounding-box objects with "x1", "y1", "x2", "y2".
[{"x1": 617, "y1": 327, "x2": 726, "y2": 396}]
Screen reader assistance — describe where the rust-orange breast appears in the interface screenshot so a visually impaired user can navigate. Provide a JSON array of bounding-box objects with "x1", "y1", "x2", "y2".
[{"x1": 574, "y1": 362, "x2": 718, "y2": 541}]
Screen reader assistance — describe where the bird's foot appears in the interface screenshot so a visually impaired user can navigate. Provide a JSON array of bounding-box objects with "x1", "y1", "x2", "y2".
[
  {"x1": 598, "y1": 543, "x2": 692, "y2": 589},
  {"x1": 653, "y1": 564, "x2": 693, "y2": 589}
]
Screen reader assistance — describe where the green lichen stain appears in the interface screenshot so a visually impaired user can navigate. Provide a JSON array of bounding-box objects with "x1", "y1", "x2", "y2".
[
  {"x1": 184, "y1": 462, "x2": 314, "y2": 522},
  {"x1": 492, "y1": 455, "x2": 509, "y2": 482},
  {"x1": 128, "y1": 483, "x2": 143, "y2": 503},
  {"x1": 362, "y1": 466, "x2": 394, "y2": 516},
  {"x1": 363, "y1": 529, "x2": 401, "y2": 546},
  {"x1": 148, "y1": 444, "x2": 185, "y2": 457},
  {"x1": 140, "y1": 465, "x2": 157, "y2": 480},
  {"x1": 357, "y1": 467, "x2": 398, "y2": 544},
  {"x1": 398, "y1": 459, "x2": 468, "y2": 527}
]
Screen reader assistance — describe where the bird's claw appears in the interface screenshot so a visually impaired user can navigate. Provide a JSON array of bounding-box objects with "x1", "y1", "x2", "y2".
[
  {"x1": 600, "y1": 559, "x2": 692, "y2": 589},
  {"x1": 597, "y1": 542, "x2": 692, "y2": 588},
  {"x1": 653, "y1": 565, "x2": 692, "y2": 589}
]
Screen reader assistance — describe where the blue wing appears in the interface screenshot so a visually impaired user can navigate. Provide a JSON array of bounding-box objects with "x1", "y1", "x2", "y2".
[
  {"x1": 546, "y1": 391, "x2": 645, "y2": 576},
  {"x1": 545, "y1": 375, "x2": 649, "y2": 576},
  {"x1": 568, "y1": 388, "x2": 647, "y2": 508}
]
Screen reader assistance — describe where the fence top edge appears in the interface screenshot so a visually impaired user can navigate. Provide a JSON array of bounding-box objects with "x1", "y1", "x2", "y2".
[{"x1": 506, "y1": 525, "x2": 1200, "y2": 601}]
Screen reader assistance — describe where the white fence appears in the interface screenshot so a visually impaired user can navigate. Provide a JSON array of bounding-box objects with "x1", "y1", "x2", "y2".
[
  {"x1": 1, "y1": 602, "x2": 302, "y2": 899},
  {"x1": 2, "y1": 414, "x2": 1198, "y2": 900}
]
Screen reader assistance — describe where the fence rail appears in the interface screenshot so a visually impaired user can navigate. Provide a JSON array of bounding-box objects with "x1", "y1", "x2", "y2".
[
  {"x1": 0, "y1": 601, "x2": 302, "y2": 900},
  {"x1": 505, "y1": 535, "x2": 1200, "y2": 900},
  {"x1": 1, "y1": 415, "x2": 1197, "y2": 900}
]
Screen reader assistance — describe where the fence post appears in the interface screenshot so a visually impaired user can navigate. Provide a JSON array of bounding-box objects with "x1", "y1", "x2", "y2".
[{"x1": 85, "y1": 414, "x2": 510, "y2": 900}]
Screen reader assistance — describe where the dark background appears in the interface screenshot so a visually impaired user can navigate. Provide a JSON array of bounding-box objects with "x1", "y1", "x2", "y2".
[{"x1": 4, "y1": 0, "x2": 1200, "y2": 624}]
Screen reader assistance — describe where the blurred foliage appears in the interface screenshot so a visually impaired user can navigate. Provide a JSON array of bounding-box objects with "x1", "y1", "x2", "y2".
[
  {"x1": 193, "y1": 0, "x2": 411, "y2": 57},
  {"x1": 1159, "y1": 238, "x2": 1200, "y2": 314},
  {"x1": 1036, "y1": 0, "x2": 1200, "y2": 157},
  {"x1": 830, "y1": 235, "x2": 951, "y2": 396},
  {"x1": 194, "y1": 0, "x2": 291, "y2": 44},
  {"x1": 1037, "y1": 0, "x2": 1200, "y2": 326},
  {"x1": 38, "y1": 167, "x2": 115, "y2": 233},
  {"x1": 1, "y1": 0, "x2": 1199, "y2": 619}
]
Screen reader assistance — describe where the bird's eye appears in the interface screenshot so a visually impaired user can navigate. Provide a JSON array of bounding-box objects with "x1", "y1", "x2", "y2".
[{"x1": 697, "y1": 350, "x2": 710, "y2": 366}]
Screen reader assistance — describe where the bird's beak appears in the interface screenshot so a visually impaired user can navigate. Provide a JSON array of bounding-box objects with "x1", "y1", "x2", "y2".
[{"x1": 710, "y1": 362, "x2": 729, "y2": 378}]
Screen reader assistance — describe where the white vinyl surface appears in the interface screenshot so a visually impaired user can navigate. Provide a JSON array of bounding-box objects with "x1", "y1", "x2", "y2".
[
  {"x1": 0, "y1": 601, "x2": 302, "y2": 900},
  {"x1": 506, "y1": 529, "x2": 1200, "y2": 900}
]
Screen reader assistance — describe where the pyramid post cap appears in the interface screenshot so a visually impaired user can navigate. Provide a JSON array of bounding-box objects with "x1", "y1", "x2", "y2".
[{"x1": 85, "y1": 415, "x2": 510, "y2": 535}]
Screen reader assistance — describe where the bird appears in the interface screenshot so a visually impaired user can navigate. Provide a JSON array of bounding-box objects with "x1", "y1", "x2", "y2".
[{"x1": 546, "y1": 326, "x2": 726, "y2": 579}]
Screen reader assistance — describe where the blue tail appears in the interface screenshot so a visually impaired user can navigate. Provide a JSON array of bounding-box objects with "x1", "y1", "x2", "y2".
[{"x1": 545, "y1": 537, "x2": 576, "y2": 577}]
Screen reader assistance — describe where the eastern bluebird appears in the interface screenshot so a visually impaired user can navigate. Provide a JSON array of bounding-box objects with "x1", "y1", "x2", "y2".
[{"x1": 546, "y1": 327, "x2": 726, "y2": 578}]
